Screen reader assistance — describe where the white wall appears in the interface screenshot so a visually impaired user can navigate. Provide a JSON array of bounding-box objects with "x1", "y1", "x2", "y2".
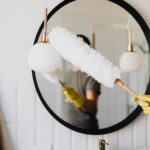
[{"x1": 0, "y1": 0, "x2": 150, "y2": 150}]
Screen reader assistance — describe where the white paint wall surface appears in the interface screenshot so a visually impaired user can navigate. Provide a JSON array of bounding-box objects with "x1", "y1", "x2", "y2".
[{"x1": 0, "y1": 0, "x2": 150, "y2": 150}]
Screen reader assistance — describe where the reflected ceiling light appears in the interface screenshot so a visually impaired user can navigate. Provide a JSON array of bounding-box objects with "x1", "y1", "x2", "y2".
[
  {"x1": 119, "y1": 28, "x2": 142, "y2": 72},
  {"x1": 28, "y1": 1, "x2": 61, "y2": 73}
]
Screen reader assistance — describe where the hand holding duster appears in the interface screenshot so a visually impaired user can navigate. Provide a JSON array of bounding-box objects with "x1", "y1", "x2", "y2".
[
  {"x1": 49, "y1": 26, "x2": 150, "y2": 115},
  {"x1": 62, "y1": 86, "x2": 84, "y2": 108},
  {"x1": 133, "y1": 95, "x2": 150, "y2": 114}
]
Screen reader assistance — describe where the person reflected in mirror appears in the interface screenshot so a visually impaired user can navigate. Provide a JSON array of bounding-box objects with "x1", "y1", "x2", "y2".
[{"x1": 61, "y1": 35, "x2": 101, "y2": 129}]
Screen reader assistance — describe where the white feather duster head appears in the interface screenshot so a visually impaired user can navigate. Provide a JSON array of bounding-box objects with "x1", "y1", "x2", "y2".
[{"x1": 49, "y1": 27, "x2": 122, "y2": 88}]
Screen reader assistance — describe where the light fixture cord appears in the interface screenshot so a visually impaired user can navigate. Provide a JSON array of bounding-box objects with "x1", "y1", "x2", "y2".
[
  {"x1": 44, "y1": 8, "x2": 48, "y2": 34},
  {"x1": 92, "y1": 28, "x2": 96, "y2": 49},
  {"x1": 128, "y1": 27, "x2": 133, "y2": 52},
  {"x1": 42, "y1": 0, "x2": 48, "y2": 43}
]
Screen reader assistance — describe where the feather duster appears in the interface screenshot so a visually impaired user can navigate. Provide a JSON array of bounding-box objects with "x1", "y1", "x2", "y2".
[{"x1": 49, "y1": 27, "x2": 122, "y2": 88}]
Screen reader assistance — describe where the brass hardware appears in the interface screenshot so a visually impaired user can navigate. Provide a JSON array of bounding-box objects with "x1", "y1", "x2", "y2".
[
  {"x1": 128, "y1": 27, "x2": 134, "y2": 52},
  {"x1": 99, "y1": 139, "x2": 109, "y2": 150},
  {"x1": 115, "y1": 79, "x2": 139, "y2": 98},
  {"x1": 41, "y1": 32, "x2": 49, "y2": 43},
  {"x1": 128, "y1": 44, "x2": 134, "y2": 52},
  {"x1": 92, "y1": 28, "x2": 96, "y2": 49},
  {"x1": 41, "y1": 8, "x2": 49, "y2": 43}
]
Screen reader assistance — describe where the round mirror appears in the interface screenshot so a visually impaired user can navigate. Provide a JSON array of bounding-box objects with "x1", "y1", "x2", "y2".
[{"x1": 32, "y1": 0, "x2": 150, "y2": 134}]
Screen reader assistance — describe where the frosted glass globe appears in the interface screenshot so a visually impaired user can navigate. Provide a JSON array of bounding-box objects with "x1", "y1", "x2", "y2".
[
  {"x1": 28, "y1": 42, "x2": 62, "y2": 73},
  {"x1": 119, "y1": 52, "x2": 142, "y2": 72}
]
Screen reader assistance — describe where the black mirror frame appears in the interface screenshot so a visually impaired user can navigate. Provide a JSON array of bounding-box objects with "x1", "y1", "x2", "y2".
[{"x1": 32, "y1": 0, "x2": 150, "y2": 135}]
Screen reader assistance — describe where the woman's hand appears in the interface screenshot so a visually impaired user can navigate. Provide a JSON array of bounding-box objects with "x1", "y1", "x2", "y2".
[
  {"x1": 133, "y1": 95, "x2": 150, "y2": 114},
  {"x1": 61, "y1": 86, "x2": 84, "y2": 108}
]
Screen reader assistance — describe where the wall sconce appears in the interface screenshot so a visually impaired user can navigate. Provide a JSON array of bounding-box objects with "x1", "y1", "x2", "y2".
[
  {"x1": 119, "y1": 27, "x2": 142, "y2": 72},
  {"x1": 28, "y1": 1, "x2": 61, "y2": 73}
]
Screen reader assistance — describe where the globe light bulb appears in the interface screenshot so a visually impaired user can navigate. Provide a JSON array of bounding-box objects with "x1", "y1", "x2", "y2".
[
  {"x1": 28, "y1": 6, "x2": 62, "y2": 74},
  {"x1": 119, "y1": 51, "x2": 142, "y2": 72},
  {"x1": 120, "y1": 27, "x2": 143, "y2": 73},
  {"x1": 28, "y1": 42, "x2": 62, "y2": 73}
]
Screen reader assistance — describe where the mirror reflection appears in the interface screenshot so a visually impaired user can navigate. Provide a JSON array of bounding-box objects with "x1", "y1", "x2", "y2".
[{"x1": 36, "y1": 0, "x2": 149, "y2": 129}]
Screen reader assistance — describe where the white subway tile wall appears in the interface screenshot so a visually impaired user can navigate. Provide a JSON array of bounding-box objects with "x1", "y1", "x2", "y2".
[
  {"x1": 133, "y1": 115, "x2": 147, "y2": 149},
  {"x1": 118, "y1": 124, "x2": 133, "y2": 150},
  {"x1": 17, "y1": 123, "x2": 36, "y2": 148},
  {"x1": 37, "y1": 122, "x2": 54, "y2": 149},
  {"x1": 0, "y1": 0, "x2": 150, "y2": 150},
  {"x1": 71, "y1": 131, "x2": 88, "y2": 150},
  {"x1": 17, "y1": 84, "x2": 35, "y2": 122},
  {"x1": 2, "y1": 81, "x2": 149, "y2": 150}
]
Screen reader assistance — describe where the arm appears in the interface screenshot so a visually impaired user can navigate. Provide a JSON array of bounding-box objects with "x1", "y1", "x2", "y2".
[
  {"x1": 80, "y1": 76, "x2": 101, "y2": 114},
  {"x1": 61, "y1": 75, "x2": 101, "y2": 113},
  {"x1": 61, "y1": 87, "x2": 100, "y2": 114},
  {"x1": 80, "y1": 90, "x2": 99, "y2": 114}
]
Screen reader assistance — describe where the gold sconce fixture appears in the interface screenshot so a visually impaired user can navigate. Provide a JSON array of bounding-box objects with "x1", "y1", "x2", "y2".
[
  {"x1": 119, "y1": 27, "x2": 142, "y2": 72},
  {"x1": 28, "y1": 0, "x2": 62, "y2": 74}
]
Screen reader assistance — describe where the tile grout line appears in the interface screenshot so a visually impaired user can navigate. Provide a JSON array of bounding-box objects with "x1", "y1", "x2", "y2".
[
  {"x1": 51, "y1": 119, "x2": 55, "y2": 150},
  {"x1": 87, "y1": 135, "x2": 90, "y2": 150},
  {"x1": 131, "y1": 122, "x2": 134, "y2": 150},
  {"x1": 71, "y1": 130, "x2": 73, "y2": 150},
  {"x1": 34, "y1": 91, "x2": 38, "y2": 147},
  {"x1": 146, "y1": 116, "x2": 148, "y2": 150},
  {"x1": 15, "y1": 83, "x2": 19, "y2": 149},
  {"x1": 117, "y1": 131, "x2": 119, "y2": 150},
  {"x1": 53, "y1": 120, "x2": 56, "y2": 150},
  {"x1": 132, "y1": 119, "x2": 135, "y2": 150}
]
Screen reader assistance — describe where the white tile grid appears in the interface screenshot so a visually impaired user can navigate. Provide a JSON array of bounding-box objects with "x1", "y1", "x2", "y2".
[
  {"x1": 133, "y1": 114, "x2": 147, "y2": 149},
  {"x1": 36, "y1": 95, "x2": 53, "y2": 122},
  {"x1": 71, "y1": 131, "x2": 88, "y2": 150},
  {"x1": 36, "y1": 122, "x2": 54, "y2": 149},
  {"x1": 54, "y1": 121, "x2": 72, "y2": 150},
  {"x1": 17, "y1": 83, "x2": 36, "y2": 123},
  {"x1": 17, "y1": 123, "x2": 36, "y2": 149},
  {"x1": 1, "y1": 82, "x2": 150, "y2": 150},
  {"x1": 118, "y1": 123, "x2": 133, "y2": 150},
  {"x1": 6, "y1": 124, "x2": 17, "y2": 150},
  {"x1": 0, "y1": 80, "x2": 17, "y2": 124}
]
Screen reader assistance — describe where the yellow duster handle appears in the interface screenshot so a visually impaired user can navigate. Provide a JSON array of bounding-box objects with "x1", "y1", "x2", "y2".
[{"x1": 115, "y1": 79, "x2": 139, "y2": 98}]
